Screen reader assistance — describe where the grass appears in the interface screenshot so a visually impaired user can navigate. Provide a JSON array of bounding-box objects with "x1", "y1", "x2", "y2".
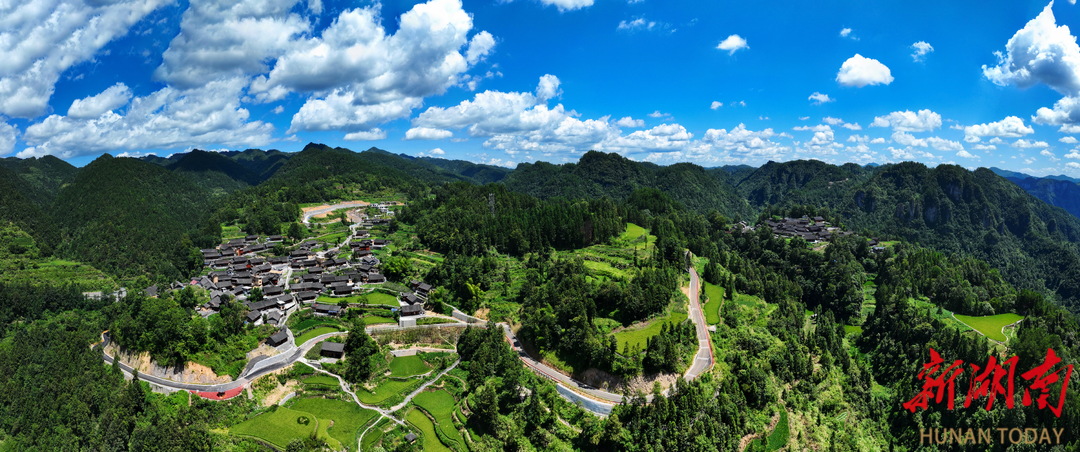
[
  {"x1": 295, "y1": 326, "x2": 342, "y2": 346},
  {"x1": 614, "y1": 312, "x2": 688, "y2": 352},
  {"x1": 291, "y1": 317, "x2": 343, "y2": 332},
  {"x1": 733, "y1": 293, "x2": 765, "y2": 308},
  {"x1": 388, "y1": 355, "x2": 431, "y2": 378},
  {"x1": 357, "y1": 378, "x2": 424, "y2": 405},
  {"x1": 416, "y1": 317, "x2": 456, "y2": 325},
  {"x1": 290, "y1": 397, "x2": 378, "y2": 451},
  {"x1": 0, "y1": 258, "x2": 118, "y2": 291},
  {"x1": 413, "y1": 390, "x2": 463, "y2": 450},
  {"x1": 365, "y1": 292, "x2": 401, "y2": 307},
  {"x1": 406, "y1": 408, "x2": 452, "y2": 452},
  {"x1": 702, "y1": 282, "x2": 725, "y2": 325},
  {"x1": 230, "y1": 407, "x2": 318, "y2": 449},
  {"x1": 362, "y1": 316, "x2": 396, "y2": 325},
  {"x1": 843, "y1": 325, "x2": 863, "y2": 335},
  {"x1": 302, "y1": 375, "x2": 340, "y2": 389},
  {"x1": 953, "y1": 313, "x2": 1024, "y2": 342},
  {"x1": 766, "y1": 410, "x2": 790, "y2": 451}
]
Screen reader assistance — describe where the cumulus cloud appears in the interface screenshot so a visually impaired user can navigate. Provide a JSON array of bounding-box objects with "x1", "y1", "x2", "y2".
[
  {"x1": 962, "y1": 116, "x2": 1034, "y2": 141},
  {"x1": 617, "y1": 17, "x2": 668, "y2": 32},
  {"x1": 983, "y1": 2, "x2": 1080, "y2": 95},
  {"x1": 1034, "y1": 96, "x2": 1080, "y2": 125},
  {"x1": 836, "y1": 54, "x2": 894, "y2": 87},
  {"x1": 0, "y1": 0, "x2": 169, "y2": 117},
  {"x1": 405, "y1": 127, "x2": 454, "y2": 140},
  {"x1": 717, "y1": 34, "x2": 748, "y2": 55},
  {"x1": 429, "y1": 147, "x2": 446, "y2": 155},
  {"x1": 891, "y1": 131, "x2": 927, "y2": 147},
  {"x1": 871, "y1": 109, "x2": 942, "y2": 132},
  {"x1": 808, "y1": 92, "x2": 834, "y2": 105},
  {"x1": 67, "y1": 83, "x2": 133, "y2": 119},
  {"x1": 536, "y1": 74, "x2": 562, "y2": 101},
  {"x1": 1013, "y1": 139, "x2": 1049, "y2": 148},
  {"x1": 1061, "y1": 136, "x2": 1079, "y2": 143},
  {"x1": 242, "y1": 0, "x2": 493, "y2": 133},
  {"x1": 957, "y1": 150, "x2": 979, "y2": 159},
  {"x1": 0, "y1": 122, "x2": 16, "y2": 155},
  {"x1": 539, "y1": 0, "x2": 594, "y2": 12},
  {"x1": 20, "y1": 79, "x2": 274, "y2": 159},
  {"x1": 710, "y1": 101, "x2": 723, "y2": 110},
  {"x1": 615, "y1": 116, "x2": 645, "y2": 128},
  {"x1": 700, "y1": 124, "x2": 788, "y2": 159},
  {"x1": 911, "y1": 41, "x2": 934, "y2": 62},
  {"x1": 839, "y1": 28, "x2": 855, "y2": 39},
  {"x1": 343, "y1": 129, "x2": 387, "y2": 140},
  {"x1": 154, "y1": 0, "x2": 310, "y2": 88}
]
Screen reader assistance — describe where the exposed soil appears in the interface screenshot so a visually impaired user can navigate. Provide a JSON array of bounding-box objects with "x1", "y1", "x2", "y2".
[
  {"x1": 260, "y1": 380, "x2": 299, "y2": 407},
  {"x1": 106, "y1": 343, "x2": 231, "y2": 384}
]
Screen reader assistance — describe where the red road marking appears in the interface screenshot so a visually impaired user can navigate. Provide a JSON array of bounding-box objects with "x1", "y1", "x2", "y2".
[{"x1": 190, "y1": 386, "x2": 244, "y2": 400}]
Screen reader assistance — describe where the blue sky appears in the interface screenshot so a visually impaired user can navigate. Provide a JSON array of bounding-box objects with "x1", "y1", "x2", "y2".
[{"x1": 3, "y1": 0, "x2": 1080, "y2": 176}]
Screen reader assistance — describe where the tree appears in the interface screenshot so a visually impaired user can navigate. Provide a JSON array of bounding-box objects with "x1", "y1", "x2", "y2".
[
  {"x1": 287, "y1": 222, "x2": 304, "y2": 241},
  {"x1": 380, "y1": 254, "x2": 411, "y2": 281},
  {"x1": 342, "y1": 320, "x2": 380, "y2": 383}
]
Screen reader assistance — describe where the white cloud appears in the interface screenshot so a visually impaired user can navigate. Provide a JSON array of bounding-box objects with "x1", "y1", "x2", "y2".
[
  {"x1": 1069, "y1": 162, "x2": 1080, "y2": 169},
  {"x1": 710, "y1": 101, "x2": 723, "y2": 110},
  {"x1": 0, "y1": 122, "x2": 16, "y2": 155},
  {"x1": 926, "y1": 137, "x2": 964, "y2": 152},
  {"x1": 1062, "y1": 136, "x2": 1079, "y2": 143},
  {"x1": 243, "y1": 0, "x2": 492, "y2": 133},
  {"x1": 538, "y1": 0, "x2": 594, "y2": 12},
  {"x1": 272, "y1": 105, "x2": 285, "y2": 114},
  {"x1": 983, "y1": 2, "x2": 1080, "y2": 96},
  {"x1": 973, "y1": 144, "x2": 998, "y2": 151},
  {"x1": 1041, "y1": 149, "x2": 1060, "y2": 160},
  {"x1": 615, "y1": 116, "x2": 645, "y2": 128},
  {"x1": 648, "y1": 110, "x2": 670, "y2": 118},
  {"x1": 1061, "y1": 124, "x2": 1080, "y2": 133},
  {"x1": 891, "y1": 131, "x2": 927, "y2": 147},
  {"x1": 836, "y1": 54, "x2": 894, "y2": 87},
  {"x1": 1013, "y1": 139, "x2": 1050, "y2": 148},
  {"x1": 793, "y1": 124, "x2": 832, "y2": 132},
  {"x1": 717, "y1": 34, "x2": 748, "y2": 55},
  {"x1": 617, "y1": 17, "x2": 664, "y2": 32},
  {"x1": 957, "y1": 150, "x2": 979, "y2": 159},
  {"x1": 466, "y1": 31, "x2": 496, "y2": 64},
  {"x1": 1066, "y1": 150, "x2": 1080, "y2": 159},
  {"x1": 962, "y1": 116, "x2": 1034, "y2": 141},
  {"x1": 536, "y1": 74, "x2": 562, "y2": 101},
  {"x1": 871, "y1": 109, "x2": 942, "y2": 132},
  {"x1": 0, "y1": 0, "x2": 169, "y2": 117},
  {"x1": 405, "y1": 127, "x2": 453, "y2": 140},
  {"x1": 67, "y1": 83, "x2": 133, "y2": 119},
  {"x1": 822, "y1": 117, "x2": 843, "y2": 125},
  {"x1": 429, "y1": 147, "x2": 446, "y2": 155},
  {"x1": 700, "y1": 124, "x2": 788, "y2": 159},
  {"x1": 989, "y1": 137, "x2": 1004, "y2": 144},
  {"x1": 798, "y1": 116, "x2": 810, "y2": 121},
  {"x1": 1034, "y1": 96, "x2": 1080, "y2": 125},
  {"x1": 871, "y1": 137, "x2": 886, "y2": 144},
  {"x1": 839, "y1": 28, "x2": 855, "y2": 39},
  {"x1": 343, "y1": 129, "x2": 387, "y2": 140},
  {"x1": 842, "y1": 123, "x2": 862, "y2": 130},
  {"x1": 809, "y1": 92, "x2": 834, "y2": 105},
  {"x1": 20, "y1": 79, "x2": 274, "y2": 159},
  {"x1": 155, "y1": 0, "x2": 310, "y2": 89},
  {"x1": 911, "y1": 41, "x2": 934, "y2": 62}
]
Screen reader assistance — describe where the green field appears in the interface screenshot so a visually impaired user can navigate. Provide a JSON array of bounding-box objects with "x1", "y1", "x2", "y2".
[
  {"x1": 357, "y1": 378, "x2": 423, "y2": 405},
  {"x1": 230, "y1": 407, "x2": 318, "y2": 449},
  {"x1": 290, "y1": 317, "x2": 342, "y2": 332},
  {"x1": 413, "y1": 390, "x2": 463, "y2": 450},
  {"x1": 0, "y1": 258, "x2": 118, "y2": 291},
  {"x1": 388, "y1": 355, "x2": 431, "y2": 378},
  {"x1": 406, "y1": 408, "x2": 452, "y2": 452},
  {"x1": 362, "y1": 315, "x2": 396, "y2": 325},
  {"x1": 953, "y1": 313, "x2": 1024, "y2": 342},
  {"x1": 843, "y1": 325, "x2": 863, "y2": 335},
  {"x1": 295, "y1": 326, "x2": 342, "y2": 345},
  {"x1": 290, "y1": 397, "x2": 378, "y2": 451},
  {"x1": 614, "y1": 312, "x2": 688, "y2": 352},
  {"x1": 702, "y1": 282, "x2": 725, "y2": 325},
  {"x1": 302, "y1": 374, "x2": 340, "y2": 389},
  {"x1": 416, "y1": 317, "x2": 456, "y2": 325},
  {"x1": 365, "y1": 292, "x2": 401, "y2": 306}
]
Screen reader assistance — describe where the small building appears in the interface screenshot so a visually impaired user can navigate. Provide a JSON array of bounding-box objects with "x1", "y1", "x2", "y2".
[
  {"x1": 330, "y1": 283, "x2": 353, "y2": 296},
  {"x1": 366, "y1": 273, "x2": 386, "y2": 284},
  {"x1": 297, "y1": 291, "x2": 318, "y2": 302},
  {"x1": 313, "y1": 303, "x2": 341, "y2": 316},
  {"x1": 267, "y1": 329, "x2": 289, "y2": 346},
  {"x1": 404, "y1": 432, "x2": 418, "y2": 443},
  {"x1": 402, "y1": 293, "x2": 421, "y2": 305},
  {"x1": 144, "y1": 285, "x2": 159, "y2": 298},
  {"x1": 320, "y1": 341, "x2": 345, "y2": 358},
  {"x1": 400, "y1": 304, "x2": 424, "y2": 317},
  {"x1": 246, "y1": 311, "x2": 262, "y2": 325}
]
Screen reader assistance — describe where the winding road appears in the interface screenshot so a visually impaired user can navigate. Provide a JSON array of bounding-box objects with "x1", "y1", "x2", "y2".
[{"x1": 97, "y1": 261, "x2": 712, "y2": 417}]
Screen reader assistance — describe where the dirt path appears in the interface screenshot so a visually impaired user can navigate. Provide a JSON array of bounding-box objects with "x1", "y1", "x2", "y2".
[{"x1": 738, "y1": 410, "x2": 782, "y2": 451}]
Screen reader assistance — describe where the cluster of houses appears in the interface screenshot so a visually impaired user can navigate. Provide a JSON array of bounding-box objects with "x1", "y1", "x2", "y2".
[{"x1": 762, "y1": 216, "x2": 853, "y2": 243}]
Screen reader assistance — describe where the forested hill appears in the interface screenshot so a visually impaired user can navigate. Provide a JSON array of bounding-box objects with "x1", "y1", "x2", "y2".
[
  {"x1": 52, "y1": 155, "x2": 218, "y2": 281},
  {"x1": 0, "y1": 155, "x2": 78, "y2": 205},
  {"x1": 1003, "y1": 175, "x2": 1080, "y2": 220},
  {"x1": 502, "y1": 150, "x2": 753, "y2": 219}
]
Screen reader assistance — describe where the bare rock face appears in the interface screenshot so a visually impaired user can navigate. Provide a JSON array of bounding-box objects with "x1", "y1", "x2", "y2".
[{"x1": 106, "y1": 343, "x2": 233, "y2": 384}]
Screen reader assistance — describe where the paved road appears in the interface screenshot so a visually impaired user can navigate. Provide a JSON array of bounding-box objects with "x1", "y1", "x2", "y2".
[{"x1": 682, "y1": 265, "x2": 714, "y2": 381}]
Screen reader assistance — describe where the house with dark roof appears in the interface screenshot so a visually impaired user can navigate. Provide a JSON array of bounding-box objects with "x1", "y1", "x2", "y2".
[
  {"x1": 297, "y1": 291, "x2": 318, "y2": 302},
  {"x1": 416, "y1": 283, "x2": 432, "y2": 297},
  {"x1": 313, "y1": 303, "x2": 341, "y2": 316},
  {"x1": 330, "y1": 283, "x2": 353, "y2": 295},
  {"x1": 402, "y1": 293, "x2": 421, "y2": 305},
  {"x1": 320, "y1": 341, "x2": 345, "y2": 358},
  {"x1": 144, "y1": 285, "x2": 159, "y2": 298},
  {"x1": 263, "y1": 285, "x2": 284, "y2": 297},
  {"x1": 265, "y1": 310, "x2": 283, "y2": 325},
  {"x1": 267, "y1": 329, "x2": 289, "y2": 346},
  {"x1": 366, "y1": 273, "x2": 386, "y2": 284},
  {"x1": 400, "y1": 304, "x2": 423, "y2": 316},
  {"x1": 246, "y1": 311, "x2": 262, "y2": 325},
  {"x1": 247, "y1": 299, "x2": 278, "y2": 312}
]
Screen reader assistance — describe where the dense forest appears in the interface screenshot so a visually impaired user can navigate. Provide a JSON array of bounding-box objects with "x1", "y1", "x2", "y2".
[{"x1": 2, "y1": 144, "x2": 1080, "y2": 450}]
